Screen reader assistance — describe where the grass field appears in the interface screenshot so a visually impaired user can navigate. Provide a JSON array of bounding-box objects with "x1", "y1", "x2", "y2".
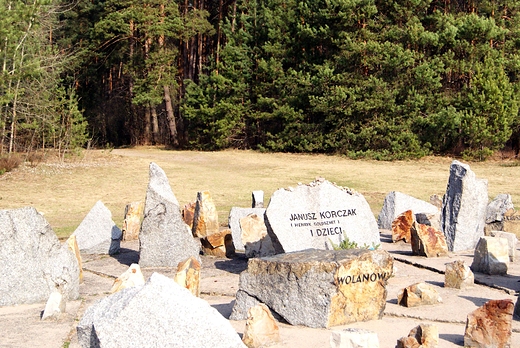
[{"x1": 1, "y1": 147, "x2": 519, "y2": 238}]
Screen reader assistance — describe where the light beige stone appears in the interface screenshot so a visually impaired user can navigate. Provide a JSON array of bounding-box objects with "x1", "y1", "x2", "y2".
[
  {"x1": 192, "y1": 191, "x2": 219, "y2": 238},
  {"x1": 330, "y1": 328, "x2": 380, "y2": 348},
  {"x1": 174, "y1": 256, "x2": 201, "y2": 297},
  {"x1": 41, "y1": 291, "x2": 66, "y2": 320},
  {"x1": 489, "y1": 230, "x2": 518, "y2": 262},
  {"x1": 444, "y1": 260, "x2": 474, "y2": 289},
  {"x1": 464, "y1": 299, "x2": 513, "y2": 348},
  {"x1": 242, "y1": 303, "x2": 280, "y2": 348},
  {"x1": 240, "y1": 214, "x2": 275, "y2": 258},
  {"x1": 471, "y1": 236, "x2": 509, "y2": 275},
  {"x1": 122, "y1": 201, "x2": 144, "y2": 241},
  {"x1": 396, "y1": 324, "x2": 439, "y2": 348},
  {"x1": 66, "y1": 234, "x2": 83, "y2": 283},
  {"x1": 397, "y1": 282, "x2": 442, "y2": 308},
  {"x1": 110, "y1": 263, "x2": 145, "y2": 293}
]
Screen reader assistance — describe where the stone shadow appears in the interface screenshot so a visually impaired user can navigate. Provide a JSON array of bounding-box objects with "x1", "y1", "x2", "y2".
[
  {"x1": 458, "y1": 295, "x2": 493, "y2": 307},
  {"x1": 439, "y1": 333, "x2": 465, "y2": 345},
  {"x1": 211, "y1": 299, "x2": 235, "y2": 319},
  {"x1": 111, "y1": 248, "x2": 140, "y2": 266},
  {"x1": 425, "y1": 280, "x2": 444, "y2": 288},
  {"x1": 214, "y1": 255, "x2": 248, "y2": 274}
]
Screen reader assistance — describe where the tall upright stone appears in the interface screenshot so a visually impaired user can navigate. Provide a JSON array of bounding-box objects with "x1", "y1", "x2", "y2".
[
  {"x1": 0, "y1": 207, "x2": 80, "y2": 306},
  {"x1": 72, "y1": 200, "x2": 122, "y2": 255},
  {"x1": 139, "y1": 163, "x2": 201, "y2": 267},
  {"x1": 265, "y1": 179, "x2": 380, "y2": 253},
  {"x1": 441, "y1": 160, "x2": 488, "y2": 251},
  {"x1": 122, "y1": 201, "x2": 144, "y2": 241},
  {"x1": 192, "y1": 191, "x2": 220, "y2": 238},
  {"x1": 378, "y1": 191, "x2": 439, "y2": 230}
]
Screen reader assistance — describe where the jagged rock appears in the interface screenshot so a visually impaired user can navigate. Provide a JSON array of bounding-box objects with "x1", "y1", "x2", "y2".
[
  {"x1": 66, "y1": 234, "x2": 83, "y2": 283},
  {"x1": 122, "y1": 201, "x2": 144, "y2": 241},
  {"x1": 486, "y1": 194, "x2": 514, "y2": 224},
  {"x1": 201, "y1": 229, "x2": 234, "y2": 257},
  {"x1": 464, "y1": 299, "x2": 513, "y2": 348},
  {"x1": 265, "y1": 179, "x2": 380, "y2": 253},
  {"x1": 396, "y1": 324, "x2": 439, "y2": 348},
  {"x1": 230, "y1": 249, "x2": 393, "y2": 328},
  {"x1": 192, "y1": 191, "x2": 220, "y2": 238},
  {"x1": 72, "y1": 200, "x2": 122, "y2": 255},
  {"x1": 330, "y1": 328, "x2": 380, "y2": 348},
  {"x1": 378, "y1": 191, "x2": 439, "y2": 230},
  {"x1": 229, "y1": 207, "x2": 267, "y2": 251},
  {"x1": 240, "y1": 213, "x2": 275, "y2": 258},
  {"x1": 110, "y1": 263, "x2": 145, "y2": 293},
  {"x1": 410, "y1": 222, "x2": 448, "y2": 257},
  {"x1": 397, "y1": 283, "x2": 442, "y2": 308},
  {"x1": 392, "y1": 210, "x2": 415, "y2": 243},
  {"x1": 252, "y1": 190, "x2": 264, "y2": 208},
  {"x1": 182, "y1": 201, "x2": 197, "y2": 229},
  {"x1": 489, "y1": 231, "x2": 517, "y2": 262},
  {"x1": 471, "y1": 236, "x2": 509, "y2": 275},
  {"x1": 139, "y1": 163, "x2": 201, "y2": 267},
  {"x1": 41, "y1": 291, "x2": 66, "y2": 320},
  {"x1": 0, "y1": 207, "x2": 79, "y2": 306},
  {"x1": 174, "y1": 256, "x2": 201, "y2": 297},
  {"x1": 77, "y1": 273, "x2": 246, "y2": 348},
  {"x1": 440, "y1": 160, "x2": 488, "y2": 252},
  {"x1": 242, "y1": 304, "x2": 280, "y2": 348},
  {"x1": 444, "y1": 260, "x2": 474, "y2": 289}
]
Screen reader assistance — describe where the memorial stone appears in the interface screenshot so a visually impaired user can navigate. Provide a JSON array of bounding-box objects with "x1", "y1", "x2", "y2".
[
  {"x1": 229, "y1": 207, "x2": 266, "y2": 251},
  {"x1": 471, "y1": 236, "x2": 509, "y2": 275},
  {"x1": 464, "y1": 299, "x2": 513, "y2": 348},
  {"x1": 121, "y1": 201, "x2": 144, "y2": 241},
  {"x1": 397, "y1": 283, "x2": 442, "y2": 308},
  {"x1": 240, "y1": 213, "x2": 275, "y2": 258},
  {"x1": 378, "y1": 191, "x2": 439, "y2": 230},
  {"x1": 396, "y1": 324, "x2": 439, "y2": 348},
  {"x1": 192, "y1": 191, "x2": 220, "y2": 238},
  {"x1": 230, "y1": 249, "x2": 393, "y2": 328},
  {"x1": 72, "y1": 200, "x2": 122, "y2": 255},
  {"x1": 440, "y1": 160, "x2": 488, "y2": 251},
  {"x1": 139, "y1": 162, "x2": 201, "y2": 267},
  {"x1": 174, "y1": 256, "x2": 201, "y2": 297},
  {"x1": 330, "y1": 328, "x2": 380, "y2": 348},
  {"x1": 0, "y1": 207, "x2": 80, "y2": 306},
  {"x1": 489, "y1": 230, "x2": 517, "y2": 262},
  {"x1": 66, "y1": 234, "x2": 83, "y2": 282},
  {"x1": 182, "y1": 201, "x2": 197, "y2": 229},
  {"x1": 486, "y1": 194, "x2": 514, "y2": 226},
  {"x1": 77, "y1": 273, "x2": 246, "y2": 348},
  {"x1": 265, "y1": 179, "x2": 380, "y2": 253},
  {"x1": 391, "y1": 210, "x2": 415, "y2": 243}
]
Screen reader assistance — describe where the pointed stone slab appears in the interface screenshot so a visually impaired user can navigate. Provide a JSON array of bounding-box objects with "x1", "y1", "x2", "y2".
[
  {"x1": 192, "y1": 191, "x2": 219, "y2": 238},
  {"x1": 230, "y1": 249, "x2": 393, "y2": 328},
  {"x1": 265, "y1": 179, "x2": 380, "y2": 253},
  {"x1": 139, "y1": 163, "x2": 201, "y2": 267}
]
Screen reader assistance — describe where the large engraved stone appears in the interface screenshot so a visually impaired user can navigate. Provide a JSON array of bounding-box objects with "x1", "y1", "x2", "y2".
[
  {"x1": 72, "y1": 200, "x2": 122, "y2": 255},
  {"x1": 378, "y1": 191, "x2": 439, "y2": 230},
  {"x1": 471, "y1": 236, "x2": 509, "y2": 275},
  {"x1": 265, "y1": 179, "x2": 380, "y2": 253},
  {"x1": 410, "y1": 222, "x2": 448, "y2": 257},
  {"x1": 230, "y1": 249, "x2": 393, "y2": 328},
  {"x1": 139, "y1": 163, "x2": 201, "y2": 267},
  {"x1": 192, "y1": 191, "x2": 220, "y2": 238},
  {"x1": 440, "y1": 160, "x2": 488, "y2": 251},
  {"x1": 0, "y1": 207, "x2": 80, "y2": 306},
  {"x1": 240, "y1": 214, "x2": 275, "y2": 258},
  {"x1": 229, "y1": 207, "x2": 266, "y2": 251},
  {"x1": 464, "y1": 299, "x2": 513, "y2": 348},
  {"x1": 121, "y1": 201, "x2": 144, "y2": 241}
]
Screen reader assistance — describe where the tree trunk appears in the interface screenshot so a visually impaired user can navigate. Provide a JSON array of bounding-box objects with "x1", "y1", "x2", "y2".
[
  {"x1": 163, "y1": 85, "x2": 178, "y2": 146},
  {"x1": 151, "y1": 105, "x2": 159, "y2": 144}
]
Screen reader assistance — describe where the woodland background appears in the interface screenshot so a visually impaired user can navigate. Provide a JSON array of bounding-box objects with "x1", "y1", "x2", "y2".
[{"x1": 3, "y1": 0, "x2": 520, "y2": 160}]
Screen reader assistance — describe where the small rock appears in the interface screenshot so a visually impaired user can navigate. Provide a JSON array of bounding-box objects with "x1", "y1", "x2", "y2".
[
  {"x1": 182, "y1": 201, "x2": 197, "y2": 229},
  {"x1": 489, "y1": 231, "x2": 517, "y2": 262},
  {"x1": 397, "y1": 283, "x2": 442, "y2": 308},
  {"x1": 174, "y1": 256, "x2": 201, "y2": 297},
  {"x1": 110, "y1": 263, "x2": 145, "y2": 293},
  {"x1": 228, "y1": 207, "x2": 267, "y2": 251},
  {"x1": 330, "y1": 328, "x2": 379, "y2": 348},
  {"x1": 464, "y1": 299, "x2": 513, "y2": 348},
  {"x1": 41, "y1": 291, "x2": 66, "y2": 320},
  {"x1": 396, "y1": 324, "x2": 439, "y2": 348},
  {"x1": 444, "y1": 260, "x2": 474, "y2": 289},
  {"x1": 242, "y1": 304, "x2": 280, "y2": 348},
  {"x1": 410, "y1": 222, "x2": 448, "y2": 257},
  {"x1": 471, "y1": 236, "x2": 509, "y2": 275},
  {"x1": 391, "y1": 210, "x2": 414, "y2": 243}
]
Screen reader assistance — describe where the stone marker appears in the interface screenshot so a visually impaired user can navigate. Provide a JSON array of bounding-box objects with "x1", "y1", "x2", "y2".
[
  {"x1": 396, "y1": 324, "x2": 439, "y2": 348},
  {"x1": 440, "y1": 160, "x2": 488, "y2": 251},
  {"x1": 378, "y1": 191, "x2": 439, "y2": 230},
  {"x1": 121, "y1": 201, "x2": 144, "y2": 241},
  {"x1": 485, "y1": 194, "x2": 514, "y2": 234},
  {"x1": 182, "y1": 201, "x2": 197, "y2": 229},
  {"x1": 201, "y1": 229, "x2": 234, "y2": 257},
  {"x1": 471, "y1": 236, "x2": 509, "y2": 275},
  {"x1": 192, "y1": 191, "x2": 220, "y2": 238},
  {"x1": 410, "y1": 222, "x2": 448, "y2": 257},
  {"x1": 230, "y1": 249, "x2": 393, "y2": 328},
  {"x1": 391, "y1": 210, "x2": 415, "y2": 243},
  {"x1": 139, "y1": 162, "x2": 201, "y2": 267},
  {"x1": 444, "y1": 260, "x2": 474, "y2": 289},
  {"x1": 489, "y1": 230, "x2": 518, "y2": 262},
  {"x1": 72, "y1": 200, "x2": 122, "y2": 255},
  {"x1": 77, "y1": 273, "x2": 246, "y2": 348},
  {"x1": 397, "y1": 282, "x2": 442, "y2": 308},
  {"x1": 242, "y1": 303, "x2": 280, "y2": 348},
  {"x1": 252, "y1": 190, "x2": 264, "y2": 208},
  {"x1": 330, "y1": 328, "x2": 380, "y2": 348},
  {"x1": 240, "y1": 213, "x2": 275, "y2": 258},
  {"x1": 41, "y1": 291, "x2": 66, "y2": 320},
  {"x1": 464, "y1": 299, "x2": 513, "y2": 348},
  {"x1": 66, "y1": 234, "x2": 83, "y2": 282},
  {"x1": 0, "y1": 207, "x2": 80, "y2": 306},
  {"x1": 110, "y1": 263, "x2": 145, "y2": 293},
  {"x1": 174, "y1": 256, "x2": 201, "y2": 297},
  {"x1": 265, "y1": 179, "x2": 380, "y2": 253},
  {"x1": 229, "y1": 207, "x2": 266, "y2": 251}
]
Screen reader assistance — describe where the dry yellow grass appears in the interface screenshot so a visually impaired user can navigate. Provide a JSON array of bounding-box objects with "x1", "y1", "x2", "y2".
[{"x1": 1, "y1": 147, "x2": 519, "y2": 238}]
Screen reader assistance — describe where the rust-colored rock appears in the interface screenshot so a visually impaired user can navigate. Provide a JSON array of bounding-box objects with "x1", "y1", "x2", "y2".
[
  {"x1": 122, "y1": 201, "x2": 144, "y2": 241},
  {"x1": 201, "y1": 229, "x2": 234, "y2": 258},
  {"x1": 392, "y1": 210, "x2": 414, "y2": 243},
  {"x1": 192, "y1": 191, "x2": 220, "y2": 238},
  {"x1": 182, "y1": 201, "x2": 196, "y2": 229},
  {"x1": 397, "y1": 282, "x2": 442, "y2": 308},
  {"x1": 396, "y1": 324, "x2": 439, "y2": 348},
  {"x1": 444, "y1": 260, "x2": 474, "y2": 289},
  {"x1": 242, "y1": 303, "x2": 280, "y2": 348},
  {"x1": 174, "y1": 256, "x2": 201, "y2": 297},
  {"x1": 66, "y1": 234, "x2": 83, "y2": 283},
  {"x1": 411, "y1": 222, "x2": 448, "y2": 257},
  {"x1": 464, "y1": 299, "x2": 513, "y2": 348}
]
